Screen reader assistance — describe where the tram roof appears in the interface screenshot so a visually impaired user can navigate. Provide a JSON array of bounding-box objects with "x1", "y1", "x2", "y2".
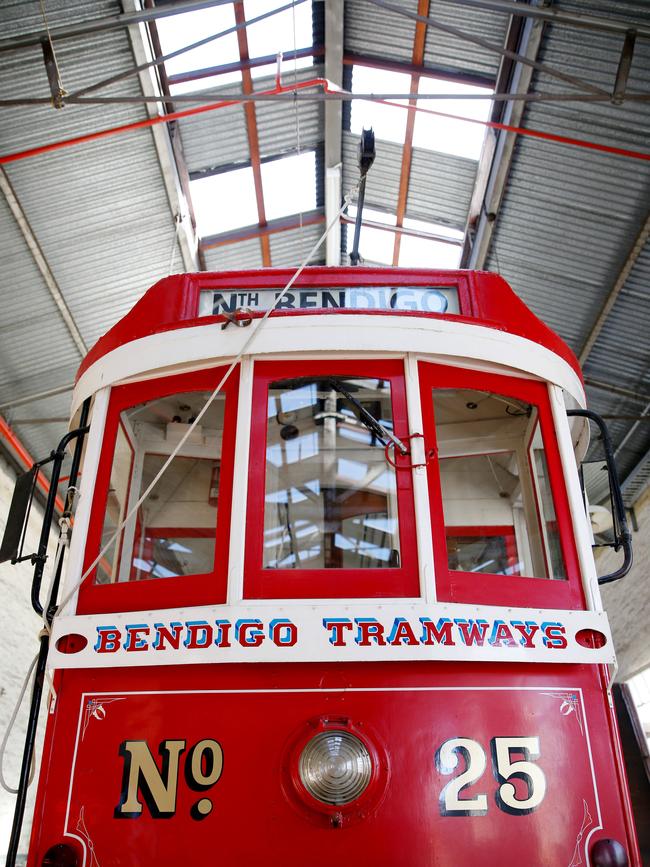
[{"x1": 77, "y1": 268, "x2": 581, "y2": 383}]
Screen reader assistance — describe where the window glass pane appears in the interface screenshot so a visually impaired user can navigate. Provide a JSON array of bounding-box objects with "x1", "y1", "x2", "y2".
[
  {"x1": 432, "y1": 388, "x2": 566, "y2": 580},
  {"x1": 264, "y1": 377, "x2": 400, "y2": 569},
  {"x1": 96, "y1": 390, "x2": 225, "y2": 584}
]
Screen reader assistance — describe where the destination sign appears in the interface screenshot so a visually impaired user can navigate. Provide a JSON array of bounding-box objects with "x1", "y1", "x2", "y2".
[{"x1": 198, "y1": 285, "x2": 460, "y2": 317}]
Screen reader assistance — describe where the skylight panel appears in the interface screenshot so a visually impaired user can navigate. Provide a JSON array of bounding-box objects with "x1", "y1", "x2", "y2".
[
  {"x1": 350, "y1": 67, "x2": 410, "y2": 145},
  {"x1": 413, "y1": 78, "x2": 493, "y2": 160},
  {"x1": 245, "y1": 0, "x2": 314, "y2": 79},
  {"x1": 156, "y1": 5, "x2": 241, "y2": 94},
  {"x1": 262, "y1": 152, "x2": 316, "y2": 221},
  {"x1": 190, "y1": 167, "x2": 258, "y2": 237},
  {"x1": 399, "y1": 234, "x2": 462, "y2": 269},
  {"x1": 350, "y1": 224, "x2": 394, "y2": 266},
  {"x1": 345, "y1": 209, "x2": 462, "y2": 266},
  {"x1": 402, "y1": 216, "x2": 464, "y2": 243},
  {"x1": 347, "y1": 206, "x2": 397, "y2": 227}
]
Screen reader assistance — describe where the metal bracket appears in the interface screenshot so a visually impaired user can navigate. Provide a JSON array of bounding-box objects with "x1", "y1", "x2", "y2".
[
  {"x1": 220, "y1": 307, "x2": 253, "y2": 330},
  {"x1": 384, "y1": 433, "x2": 435, "y2": 469}
]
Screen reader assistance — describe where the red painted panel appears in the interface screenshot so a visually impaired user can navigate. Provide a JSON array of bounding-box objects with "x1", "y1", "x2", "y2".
[
  {"x1": 28, "y1": 662, "x2": 640, "y2": 866},
  {"x1": 76, "y1": 269, "x2": 581, "y2": 385}
]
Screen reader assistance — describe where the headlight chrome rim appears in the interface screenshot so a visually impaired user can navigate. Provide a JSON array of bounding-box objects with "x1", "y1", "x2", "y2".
[
  {"x1": 284, "y1": 717, "x2": 388, "y2": 824},
  {"x1": 298, "y1": 729, "x2": 373, "y2": 806}
]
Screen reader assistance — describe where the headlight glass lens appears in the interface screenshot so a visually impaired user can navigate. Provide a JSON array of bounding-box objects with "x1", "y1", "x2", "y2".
[{"x1": 298, "y1": 730, "x2": 372, "y2": 805}]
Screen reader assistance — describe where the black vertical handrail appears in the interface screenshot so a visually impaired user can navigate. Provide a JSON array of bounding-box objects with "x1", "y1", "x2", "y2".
[
  {"x1": 567, "y1": 408, "x2": 633, "y2": 584},
  {"x1": 5, "y1": 399, "x2": 90, "y2": 867}
]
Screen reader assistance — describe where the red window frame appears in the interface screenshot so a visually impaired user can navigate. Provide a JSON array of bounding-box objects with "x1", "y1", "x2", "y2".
[
  {"x1": 419, "y1": 362, "x2": 585, "y2": 610},
  {"x1": 244, "y1": 359, "x2": 420, "y2": 599},
  {"x1": 77, "y1": 366, "x2": 239, "y2": 615},
  {"x1": 445, "y1": 524, "x2": 519, "y2": 574}
]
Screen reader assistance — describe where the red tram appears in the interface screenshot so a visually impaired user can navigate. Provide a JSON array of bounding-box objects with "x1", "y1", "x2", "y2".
[{"x1": 2, "y1": 268, "x2": 640, "y2": 865}]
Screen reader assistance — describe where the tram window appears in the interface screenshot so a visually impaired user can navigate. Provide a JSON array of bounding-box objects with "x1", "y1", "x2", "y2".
[
  {"x1": 96, "y1": 389, "x2": 225, "y2": 584},
  {"x1": 263, "y1": 377, "x2": 400, "y2": 570},
  {"x1": 432, "y1": 388, "x2": 567, "y2": 581}
]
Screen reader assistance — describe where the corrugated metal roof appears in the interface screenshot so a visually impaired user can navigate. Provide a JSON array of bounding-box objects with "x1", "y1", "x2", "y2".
[
  {"x1": 5, "y1": 392, "x2": 75, "y2": 467},
  {"x1": 0, "y1": 195, "x2": 80, "y2": 403},
  {"x1": 0, "y1": 0, "x2": 182, "y2": 461},
  {"x1": 345, "y1": 0, "x2": 506, "y2": 82},
  {"x1": 203, "y1": 236, "x2": 264, "y2": 271},
  {"x1": 269, "y1": 221, "x2": 326, "y2": 268},
  {"x1": 342, "y1": 131, "x2": 476, "y2": 230},
  {"x1": 0, "y1": 0, "x2": 115, "y2": 38},
  {"x1": 178, "y1": 64, "x2": 325, "y2": 177}
]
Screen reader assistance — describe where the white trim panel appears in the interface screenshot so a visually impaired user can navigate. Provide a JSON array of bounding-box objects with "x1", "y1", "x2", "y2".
[
  {"x1": 61, "y1": 388, "x2": 110, "y2": 613},
  {"x1": 48, "y1": 599, "x2": 614, "y2": 669},
  {"x1": 72, "y1": 316, "x2": 586, "y2": 415}
]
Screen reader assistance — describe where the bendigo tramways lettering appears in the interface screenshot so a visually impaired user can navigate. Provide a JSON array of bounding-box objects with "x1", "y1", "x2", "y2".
[
  {"x1": 94, "y1": 617, "x2": 568, "y2": 655},
  {"x1": 114, "y1": 735, "x2": 545, "y2": 821}
]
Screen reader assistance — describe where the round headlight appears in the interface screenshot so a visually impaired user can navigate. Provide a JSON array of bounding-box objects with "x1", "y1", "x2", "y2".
[{"x1": 298, "y1": 730, "x2": 372, "y2": 806}]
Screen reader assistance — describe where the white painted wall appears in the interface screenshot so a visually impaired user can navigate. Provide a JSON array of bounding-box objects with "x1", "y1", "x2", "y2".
[
  {"x1": 599, "y1": 485, "x2": 650, "y2": 683},
  {"x1": 0, "y1": 455, "x2": 57, "y2": 863}
]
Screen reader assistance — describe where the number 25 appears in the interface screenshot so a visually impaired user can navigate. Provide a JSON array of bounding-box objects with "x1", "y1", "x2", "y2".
[{"x1": 436, "y1": 736, "x2": 546, "y2": 816}]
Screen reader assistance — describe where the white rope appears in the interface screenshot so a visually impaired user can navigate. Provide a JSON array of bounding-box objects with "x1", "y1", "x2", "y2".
[
  {"x1": 0, "y1": 514, "x2": 69, "y2": 794},
  {"x1": 167, "y1": 214, "x2": 182, "y2": 276},
  {"x1": 0, "y1": 653, "x2": 38, "y2": 794},
  {"x1": 55, "y1": 181, "x2": 359, "y2": 620}
]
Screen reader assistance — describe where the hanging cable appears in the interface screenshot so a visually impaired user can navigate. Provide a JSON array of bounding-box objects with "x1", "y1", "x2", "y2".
[
  {"x1": 0, "y1": 654, "x2": 38, "y2": 795},
  {"x1": 167, "y1": 213, "x2": 182, "y2": 276}
]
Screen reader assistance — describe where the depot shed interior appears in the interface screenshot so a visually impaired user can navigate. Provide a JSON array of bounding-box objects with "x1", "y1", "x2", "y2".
[{"x1": 0, "y1": 0, "x2": 650, "y2": 858}]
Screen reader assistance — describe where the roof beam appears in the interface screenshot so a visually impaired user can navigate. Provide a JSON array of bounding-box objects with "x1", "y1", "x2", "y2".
[
  {"x1": 392, "y1": 0, "x2": 430, "y2": 266},
  {"x1": 234, "y1": 1, "x2": 271, "y2": 267},
  {"x1": 0, "y1": 383, "x2": 74, "y2": 414},
  {"x1": 463, "y1": 2, "x2": 546, "y2": 269},
  {"x1": 342, "y1": 214, "x2": 462, "y2": 245},
  {"x1": 168, "y1": 46, "x2": 324, "y2": 86},
  {"x1": 166, "y1": 49, "x2": 492, "y2": 91},
  {"x1": 578, "y1": 212, "x2": 650, "y2": 365},
  {"x1": 325, "y1": 0, "x2": 344, "y2": 265},
  {"x1": 200, "y1": 209, "x2": 325, "y2": 250},
  {"x1": 585, "y1": 378, "x2": 650, "y2": 406},
  {"x1": 124, "y1": 0, "x2": 199, "y2": 272},
  {"x1": 0, "y1": 168, "x2": 87, "y2": 358}
]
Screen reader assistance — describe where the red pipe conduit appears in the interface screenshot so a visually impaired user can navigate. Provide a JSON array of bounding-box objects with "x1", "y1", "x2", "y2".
[
  {"x1": 1, "y1": 77, "x2": 649, "y2": 166},
  {"x1": 0, "y1": 415, "x2": 66, "y2": 514}
]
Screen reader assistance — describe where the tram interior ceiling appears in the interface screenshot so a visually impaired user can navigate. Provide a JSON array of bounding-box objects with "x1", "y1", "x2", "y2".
[{"x1": 1, "y1": 0, "x2": 650, "y2": 865}]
